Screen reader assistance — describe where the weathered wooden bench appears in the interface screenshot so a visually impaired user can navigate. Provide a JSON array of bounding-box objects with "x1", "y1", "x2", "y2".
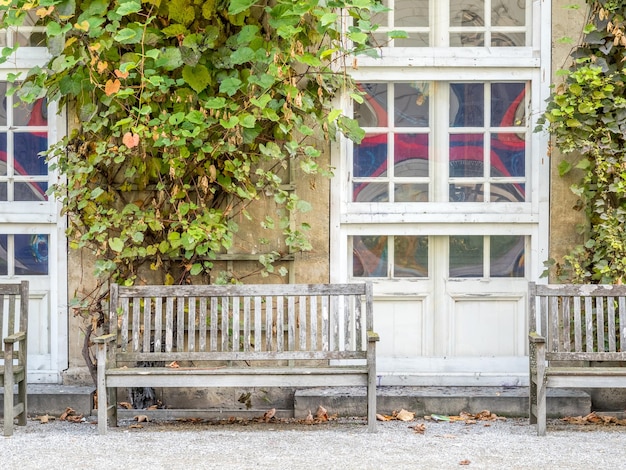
[
  {"x1": 95, "y1": 282, "x2": 378, "y2": 434},
  {"x1": 1, "y1": 281, "x2": 29, "y2": 437},
  {"x1": 528, "y1": 282, "x2": 626, "y2": 435}
]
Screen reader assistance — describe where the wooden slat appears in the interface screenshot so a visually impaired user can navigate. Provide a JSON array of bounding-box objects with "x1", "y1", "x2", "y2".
[
  {"x1": 265, "y1": 296, "x2": 273, "y2": 352},
  {"x1": 0, "y1": 294, "x2": 5, "y2": 343},
  {"x1": 143, "y1": 297, "x2": 152, "y2": 353},
  {"x1": 321, "y1": 295, "x2": 329, "y2": 352},
  {"x1": 132, "y1": 298, "x2": 140, "y2": 352},
  {"x1": 121, "y1": 297, "x2": 129, "y2": 353},
  {"x1": 210, "y1": 297, "x2": 218, "y2": 352},
  {"x1": 561, "y1": 296, "x2": 571, "y2": 352},
  {"x1": 310, "y1": 296, "x2": 318, "y2": 351},
  {"x1": 608, "y1": 296, "x2": 616, "y2": 352},
  {"x1": 243, "y1": 296, "x2": 251, "y2": 352},
  {"x1": 254, "y1": 296, "x2": 262, "y2": 352},
  {"x1": 188, "y1": 297, "x2": 196, "y2": 352},
  {"x1": 344, "y1": 295, "x2": 351, "y2": 351},
  {"x1": 221, "y1": 297, "x2": 229, "y2": 352},
  {"x1": 549, "y1": 296, "x2": 558, "y2": 352},
  {"x1": 331, "y1": 295, "x2": 339, "y2": 351},
  {"x1": 165, "y1": 296, "x2": 174, "y2": 352},
  {"x1": 620, "y1": 297, "x2": 626, "y2": 351},
  {"x1": 596, "y1": 297, "x2": 605, "y2": 353},
  {"x1": 116, "y1": 350, "x2": 368, "y2": 363},
  {"x1": 287, "y1": 296, "x2": 295, "y2": 351},
  {"x1": 232, "y1": 297, "x2": 240, "y2": 352},
  {"x1": 177, "y1": 297, "x2": 185, "y2": 352},
  {"x1": 585, "y1": 296, "x2": 593, "y2": 352},
  {"x1": 154, "y1": 298, "x2": 162, "y2": 352},
  {"x1": 198, "y1": 297, "x2": 207, "y2": 352},
  {"x1": 276, "y1": 296, "x2": 284, "y2": 352},
  {"x1": 299, "y1": 295, "x2": 306, "y2": 351},
  {"x1": 573, "y1": 296, "x2": 582, "y2": 352}
]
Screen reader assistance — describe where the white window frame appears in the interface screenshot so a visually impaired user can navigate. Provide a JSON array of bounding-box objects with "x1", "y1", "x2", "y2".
[{"x1": 331, "y1": 0, "x2": 551, "y2": 283}]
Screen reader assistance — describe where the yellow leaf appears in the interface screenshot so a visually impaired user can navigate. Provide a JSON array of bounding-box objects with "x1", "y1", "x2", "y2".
[
  {"x1": 97, "y1": 61, "x2": 108, "y2": 74},
  {"x1": 36, "y1": 6, "x2": 54, "y2": 17},
  {"x1": 65, "y1": 37, "x2": 77, "y2": 48},
  {"x1": 105, "y1": 79, "x2": 121, "y2": 96},
  {"x1": 165, "y1": 273, "x2": 175, "y2": 285},
  {"x1": 74, "y1": 20, "x2": 90, "y2": 32},
  {"x1": 115, "y1": 69, "x2": 130, "y2": 79}
]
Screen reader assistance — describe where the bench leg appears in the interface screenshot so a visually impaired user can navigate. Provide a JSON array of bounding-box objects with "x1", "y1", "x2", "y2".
[
  {"x1": 536, "y1": 377, "x2": 547, "y2": 436},
  {"x1": 367, "y1": 373, "x2": 377, "y2": 432},
  {"x1": 3, "y1": 374, "x2": 14, "y2": 437},
  {"x1": 17, "y1": 377, "x2": 27, "y2": 426}
]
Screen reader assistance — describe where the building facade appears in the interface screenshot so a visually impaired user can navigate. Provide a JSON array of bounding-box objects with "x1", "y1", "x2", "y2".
[{"x1": 0, "y1": 1, "x2": 591, "y2": 387}]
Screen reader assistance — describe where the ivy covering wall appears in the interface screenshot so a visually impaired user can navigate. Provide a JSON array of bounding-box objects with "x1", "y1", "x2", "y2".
[{"x1": 540, "y1": 0, "x2": 626, "y2": 283}]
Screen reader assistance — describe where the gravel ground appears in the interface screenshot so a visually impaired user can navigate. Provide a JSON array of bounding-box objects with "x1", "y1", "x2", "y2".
[{"x1": 1, "y1": 415, "x2": 625, "y2": 469}]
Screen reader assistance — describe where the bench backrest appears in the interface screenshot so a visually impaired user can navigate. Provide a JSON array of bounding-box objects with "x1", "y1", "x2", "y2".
[
  {"x1": 529, "y1": 282, "x2": 626, "y2": 361},
  {"x1": 0, "y1": 280, "x2": 29, "y2": 366},
  {"x1": 109, "y1": 282, "x2": 373, "y2": 363}
]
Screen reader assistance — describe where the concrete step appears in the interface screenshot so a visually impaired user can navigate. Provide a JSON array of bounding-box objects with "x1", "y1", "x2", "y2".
[
  {"x1": 294, "y1": 386, "x2": 591, "y2": 419},
  {"x1": 1, "y1": 385, "x2": 590, "y2": 420}
]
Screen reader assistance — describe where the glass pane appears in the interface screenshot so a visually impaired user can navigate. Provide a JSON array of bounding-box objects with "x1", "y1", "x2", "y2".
[
  {"x1": 395, "y1": 0, "x2": 429, "y2": 27},
  {"x1": 353, "y1": 236, "x2": 388, "y2": 277},
  {"x1": 394, "y1": 34, "x2": 430, "y2": 47},
  {"x1": 15, "y1": 181, "x2": 48, "y2": 201},
  {"x1": 0, "y1": 182, "x2": 6, "y2": 201},
  {"x1": 15, "y1": 234, "x2": 48, "y2": 275},
  {"x1": 371, "y1": 0, "x2": 391, "y2": 28},
  {"x1": 491, "y1": 235, "x2": 525, "y2": 277},
  {"x1": 450, "y1": 134, "x2": 484, "y2": 176},
  {"x1": 450, "y1": 83, "x2": 484, "y2": 127},
  {"x1": 0, "y1": 133, "x2": 6, "y2": 175},
  {"x1": 0, "y1": 234, "x2": 7, "y2": 275},
  {"x1": 0, "y1": 83, "x2": 7, "y2": 126},
  {"x1": 354, "y1": 182, "x2": 389, "y2": 202},
  {"x1": 449, "y1": 183, "x2": 485, "y2": 202},
  {"x1": 450, "y1": 235, "x2": 483, "y2": 277},
  {"x1": 450, "y1": 32, "x2": 484, "y2": 47},
  {"x1": 355, "y1": 83, "x2": 387, "y2": 127},
  {"x1": 14, "y1": 132, "x2": 48, "y2": 176},
  {"x1": 394, "y1": 236, "x2": 428, "y2": 277},
  {"x1": 492, "y1": 1, "x2": 525, "y2": 27},
  {"x1": 354, "y1": 134, "x2": 387, "y2": 178},
  {"x1": 14, "y1": 97, "x2": 47, "y2": 126},
  {"x1": 491, "y1": 83, "x2": 525, "y2": 127},
  {"x1": 395, "y1": 183, "x2": 429, "y2": 202},
  {"x1": 491, "y1": 183, "x2": 525, "y2": 202},
  {"x1": 394, "y1": 134, "x2": 429, "y2": 177},
  {"x1": 491, "y1": 133, "x2": 524, "y2": 177},
  {"x1": 395, "y1": 83, "x2": 429, "y2": 127},
  {"x1": 450, "y1": 1, "x2": 486, "y2": 27}
]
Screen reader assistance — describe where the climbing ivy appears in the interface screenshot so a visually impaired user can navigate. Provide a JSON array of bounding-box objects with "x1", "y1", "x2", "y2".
[
  {"x1": 0, "y1": 0, "x2": 397, "y2": 287},
  {"x1": 538, "y1": 0, "x2": 626, "y2": 283}
]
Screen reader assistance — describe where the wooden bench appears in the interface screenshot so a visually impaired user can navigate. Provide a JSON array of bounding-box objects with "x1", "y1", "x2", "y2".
[
  {"x1": 528, "y1": 282, "x2": 626, "y2": 435},
  {"x1": 95, "y1": 282, "x2": 379, "y2": 434},
  {"x1": 1, "y1": 281, "x2": 29, "y2": 437}
]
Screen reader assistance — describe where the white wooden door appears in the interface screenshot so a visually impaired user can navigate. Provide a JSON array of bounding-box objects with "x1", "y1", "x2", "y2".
[
  {"x1": 0, "y1": 21, "x2": 68, "y2": 383},
  {"x1": 333, "y1": 0, "x2": 550, "y2": 386}
]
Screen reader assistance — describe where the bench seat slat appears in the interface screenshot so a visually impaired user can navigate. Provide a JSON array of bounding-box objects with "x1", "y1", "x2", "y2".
[{"x1": 116, "y1": 350, "x2": 368, "y2": 362}]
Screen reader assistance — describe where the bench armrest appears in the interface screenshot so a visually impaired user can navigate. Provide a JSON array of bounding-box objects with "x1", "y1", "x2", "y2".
[
  {"x1": 93, "y1": 333, "x2": 116, "y2": 344},
  {"x1": 529, "y1": 331, "x2": 545, "y2": 344},
  {"x1": 4, "y1": 330, "x2": 26, "y2": 344},
  {"x1": 367, "y1": 331, "x2": 380, "y2": 342}
]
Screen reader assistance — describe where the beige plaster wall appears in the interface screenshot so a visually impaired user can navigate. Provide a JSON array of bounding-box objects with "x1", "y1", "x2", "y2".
[{"x1": 548, "y1": 0, "x2": 589, "y2": 277}]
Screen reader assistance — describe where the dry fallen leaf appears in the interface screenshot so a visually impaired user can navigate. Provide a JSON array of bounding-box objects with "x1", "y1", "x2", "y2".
[
  {"x1": 166, "y1": 361, "x2": 180, "y2": 368},
  {"x1": 316, "y1": 405, "x2": 328, "y2": 421},
  {"x1": 459, "y1": 459, "x2": 471, "y2": 466},
  {"x1": 376, "y1": 413, "x2": 392, "y2": 422},
  {"x1": 129, "y1": 424, "x2": 143, "y2": 429},
  {"x1": 36, "y1": 414, "x2": 53, "y2": 424},
  {"x1": 263, "y1": 408, "x2": 276, "y2": 422},
  {"x1": 59, "y1": 407, "x2": 75, "y2": 421},
  {"x1": 411, "y1": 423, "x2": 426, "y2": 434},
  {"x1": 394, "y1": 409, "x2": 415, "y2": 422},
  {"x1": 134, "y1": 415, "x2": 150, "y2": 423},
  {"x1": 305, "y1": 410, "x2": 314, "y2": 425},
  {"x1": 118, "y1": 402, "x2": 133, "y2": 409}
]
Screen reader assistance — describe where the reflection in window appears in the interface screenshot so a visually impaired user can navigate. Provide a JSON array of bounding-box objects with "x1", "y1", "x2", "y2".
[
  {"x1": 491, "y1": 235, "x2": 524, "y2": 277},
  {"x1": 449, "y1": 236, "x2": 483, "y2": 277},
  {"x1": 0, "y1": 234, "x2": 48, "y2": 276},
  {"x1": 394, "y1": 236, "x2": 428, "y2": 277},
  {"x1": 353, "y1": 236, "x2": 388, "y2": 277}
]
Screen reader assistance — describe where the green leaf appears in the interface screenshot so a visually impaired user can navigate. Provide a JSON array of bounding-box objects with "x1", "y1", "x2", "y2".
[
  {"x1": 182, "y1": 64, "x2": 211, "y2": 93},
  {"x1": 228, "y1": 0, "x2": 257, "y2": 15},
  {"x1": 231, "y1": 47, "x2": 255, "y2": 65},
  {"x1": 113, "y1": 27, "x2": 140, "y2": 44},
  {"x1": 190, "y1": 263, "x2": 203, "y2": 276},
  {"x1": 219, "y1": 77, "x2": 242, "y2": 96},
  {"x1": 557, "y1": 160, "x2": 572, "y2": 176},
  {"x1": 156, "y1": 47, "x2": 183, "y2": 71},
  {"x1": 205, "y1": 97, "x2": 227, "y2": 109},
  {"x1": 116, "y1": 0, "x2": 142, "y2": 16},
  {"x1": 109, "y1": 238, "x2": 124, "y2": 253}
]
